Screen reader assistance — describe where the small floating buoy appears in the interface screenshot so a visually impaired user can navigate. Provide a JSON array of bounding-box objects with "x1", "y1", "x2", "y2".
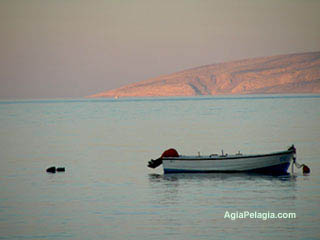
[
  {"x1": 302, "y1": 165, "x2": 310, "y2": 174},
  {"x1": 46, "y1": 166, "x2": 66, "y2": 173},
  {"x1": 46, "y1": 166, "x2": 56, "y2": 173},
  {"x1": 291, "y1": 147, "x2": 310, "y2": 175}
]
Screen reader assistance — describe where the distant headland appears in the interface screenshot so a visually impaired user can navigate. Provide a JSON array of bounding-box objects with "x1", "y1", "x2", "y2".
[{"x1": 88, "y1": 51, "x2": 320, "y2": 98}]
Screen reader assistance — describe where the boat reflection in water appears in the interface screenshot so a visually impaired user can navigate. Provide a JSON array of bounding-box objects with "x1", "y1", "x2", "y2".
[{"x1": 147, "y1": 172, "x2": 297, "y2": 211}]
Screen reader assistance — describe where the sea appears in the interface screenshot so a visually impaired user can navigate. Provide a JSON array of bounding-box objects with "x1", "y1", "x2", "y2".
[{"x1": 0, "y1": 95, "x2": 319, "y2": 240}]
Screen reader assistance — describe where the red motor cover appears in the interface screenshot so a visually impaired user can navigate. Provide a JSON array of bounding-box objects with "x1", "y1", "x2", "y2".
[{"x1": 161, "y1": 148, "x2": 179, "y2": 158}]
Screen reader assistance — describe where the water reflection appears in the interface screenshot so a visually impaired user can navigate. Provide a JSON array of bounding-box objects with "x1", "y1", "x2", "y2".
[
  {"x1": 148, "y1": 173, "x2": 298, "y2": 206},
  {"x1": 149, "y1": 172, "x2": 297, "y2": 183}
]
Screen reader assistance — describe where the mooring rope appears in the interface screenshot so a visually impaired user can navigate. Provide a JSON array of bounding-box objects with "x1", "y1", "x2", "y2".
[{"x1": 292, "y1": 156, "x2": 310, "y2": 174}]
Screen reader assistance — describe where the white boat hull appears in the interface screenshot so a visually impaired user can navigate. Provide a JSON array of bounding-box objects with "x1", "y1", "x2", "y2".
[{"x1": 162, "y1": 149, "x2": 294, "y2": 174}]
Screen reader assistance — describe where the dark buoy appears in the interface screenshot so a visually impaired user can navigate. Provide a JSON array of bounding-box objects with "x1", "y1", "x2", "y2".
[
  {"x1": 46, "y1": 166, "x2": 65, "y2": 173},
  {"x1": 303, "y1": 165, "x2": 310, "y2": 174},
  {"x1": 46, "y1": 166, "x2": 56, "y2": 173}
]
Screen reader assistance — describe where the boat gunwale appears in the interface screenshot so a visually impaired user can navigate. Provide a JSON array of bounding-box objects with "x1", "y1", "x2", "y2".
[{"x1": 162, "y1": 149, "x2": 294, "y2": 161}]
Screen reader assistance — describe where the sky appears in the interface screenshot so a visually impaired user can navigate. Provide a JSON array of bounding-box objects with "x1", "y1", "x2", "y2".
[{"x1": 1, "y1": 0, "x2": 320, "y2": 99}]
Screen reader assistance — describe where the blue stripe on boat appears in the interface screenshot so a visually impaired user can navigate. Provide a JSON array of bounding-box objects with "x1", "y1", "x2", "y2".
[{"x1": 164, "y1": 162, "x2": 291, "y2": 175}]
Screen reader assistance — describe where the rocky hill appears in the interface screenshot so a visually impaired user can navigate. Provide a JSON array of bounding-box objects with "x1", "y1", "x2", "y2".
[{"x1": 89, "y1": 52, "x2": 320, "y2": 98}]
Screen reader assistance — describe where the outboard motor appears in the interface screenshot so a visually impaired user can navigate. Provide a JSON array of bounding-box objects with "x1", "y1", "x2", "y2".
[
  {"x1": 148, "y1": 158, "x2": 163, "y2": 169},
  {"x1": 148, "y1": 148, "x2": 179, "y2": 169}
]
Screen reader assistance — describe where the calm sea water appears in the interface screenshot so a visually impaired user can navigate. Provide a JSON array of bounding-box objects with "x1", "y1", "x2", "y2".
[{"x1": 0, "y1": 95, "x2": 319, "y2": 239}]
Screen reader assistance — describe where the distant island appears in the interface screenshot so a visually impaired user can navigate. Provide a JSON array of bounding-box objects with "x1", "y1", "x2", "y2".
[{"x1": 89, "y1": 51, "x2": 320, "y2": 98}]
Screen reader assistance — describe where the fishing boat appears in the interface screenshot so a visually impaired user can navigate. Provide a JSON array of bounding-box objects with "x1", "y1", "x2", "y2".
[{"x1": 148, "y1": 145, "x2": 307, "y2": 175}]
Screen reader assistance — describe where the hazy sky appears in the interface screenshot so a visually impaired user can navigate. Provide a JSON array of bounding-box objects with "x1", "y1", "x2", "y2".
[{"x1": 1, "y1": 0, "x2": 320, "y2": 99}]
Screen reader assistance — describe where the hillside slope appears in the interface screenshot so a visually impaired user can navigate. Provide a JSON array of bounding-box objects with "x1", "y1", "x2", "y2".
[{"x1": 89, "y1": 52, "x2": 320, "y2": 97}]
